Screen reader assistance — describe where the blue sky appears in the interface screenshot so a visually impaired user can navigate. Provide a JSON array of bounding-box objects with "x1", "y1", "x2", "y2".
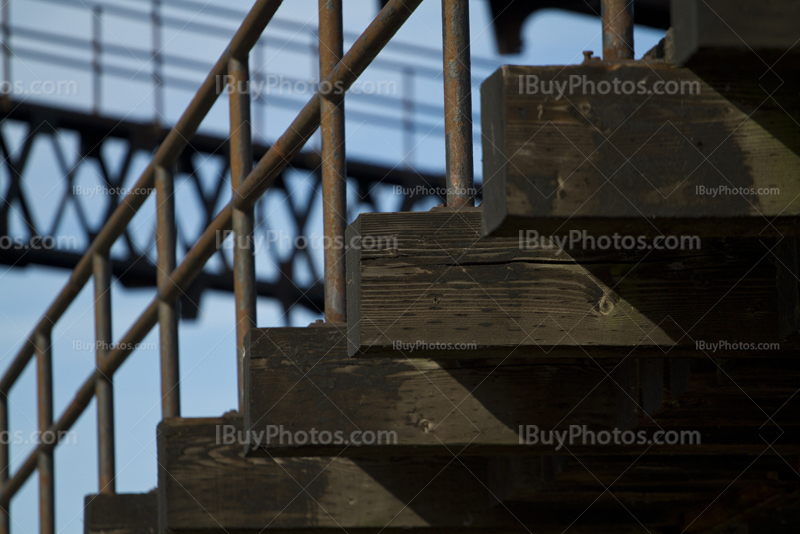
[{"x1": 0, "y1": 1, "x2": 664, "y2": 532}]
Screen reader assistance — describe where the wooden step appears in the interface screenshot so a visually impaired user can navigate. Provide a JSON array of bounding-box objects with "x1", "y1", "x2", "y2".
[
  {"x1": 671, "y1": 0, "x2": 800, "y2": 67},
  {"x1": 244, "y1": 325, "x2": 629, "y2": 456},
  {"x1": 479, "y1": 59, "x2": 800, "y2": 238},
  {"x1": 158, "y1": 416, "x2": 799, "y2": 533},
  {"x1": 346, "y1": 211, "x2": 799, "y2": 358},
  {"x1": 244, "y1": 325, "x2": 800, "y2": 457},
  {"x1": 84, "y1": 493, "x2": 157, "y2": 534}
]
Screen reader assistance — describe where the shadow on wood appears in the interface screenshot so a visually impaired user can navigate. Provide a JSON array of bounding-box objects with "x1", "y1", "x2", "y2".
[{"x1": 346, "y1": 211, "x2": 800, "y2": 358}]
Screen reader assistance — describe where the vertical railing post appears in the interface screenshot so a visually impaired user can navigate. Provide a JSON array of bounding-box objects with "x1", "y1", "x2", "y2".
[
  {"x1": 441, "y1": 0, "x2": 474, "y2": 208},
  {"x1": 228, "y1": 55, "x2": 257, "y2": 412},
  {"x1": 601, "y1": 0, "x2": 634, "y2": 60},
  {"x1": 319, "y1": 0, "x2": 347, "y2": 323},
  {"x1": 0, "y1": 395, "x2": 8, "y2": 534},
  {"x1": 93, "y1": 252, "x2": 115, "y2": 493},
  {"x1": 34, "y1": 330, "x2": 54, "y2": 534},
  {"x1": 91, "y1": 6, "x2": 102, "y2": 115},
  {"x1": 155, "y1": 165, "x2": 180, "y2": 418}
]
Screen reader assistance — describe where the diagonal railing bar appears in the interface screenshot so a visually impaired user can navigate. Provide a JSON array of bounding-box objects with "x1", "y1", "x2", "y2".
[{"x1": 0, "y1": 0, "x2": 427, "y2": 525}]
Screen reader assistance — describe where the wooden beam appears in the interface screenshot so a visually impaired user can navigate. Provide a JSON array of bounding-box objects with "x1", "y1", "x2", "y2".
[
  {"x1": 671, "y1": 0, "x2": 800, "y2": 67},
  {"x1": 245, "y1": 325, "x2": 800, "y2": 457},
  {"x1": 480, "y1": 63, "x2": 800, "y2": 238},
  {"x1": 84, "y1": 493, "x2": 157, "y2": 534},
  {"x1": 158, "y1": 416, "x2": 799, "y2": 533},
  {"x1": 244, "y1": 325, "x2": 626, "y2": 456},
  {"x1": 346, "y1": 211, "x2": 799, "y2": 358}
]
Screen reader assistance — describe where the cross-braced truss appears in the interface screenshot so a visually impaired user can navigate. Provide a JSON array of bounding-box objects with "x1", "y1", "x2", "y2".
[{"x1": 0, "y1": 100, "x2": 445, "y2": 320}]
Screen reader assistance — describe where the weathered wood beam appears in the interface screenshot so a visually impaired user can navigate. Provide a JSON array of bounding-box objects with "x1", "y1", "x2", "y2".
[
  {"x1": 84, "y1": 493, "x2": 157, "y2": 534},
  {"x1": 346, "y1": 211, "x2": 799, "y2": 358},
  {"x1": 244, "y1": 325, "x2": 628, "y2": 456},
  {"x1": 245, "y1": 325, "x2": 800, "y2": 457},
  {"x1": 671, "y1": 0, "x2": 800, "y2": 67},
  {"x1": 480, "y1": 62, "x2": 800, "y2": 238},
  {"x1": 157, "y1": 416, "x2": 799, "y2": 533}
]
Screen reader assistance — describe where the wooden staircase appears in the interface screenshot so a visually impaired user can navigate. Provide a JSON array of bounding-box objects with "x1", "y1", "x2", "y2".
[{"x1": 84, "y1": 0, "x2": 800, "y2": 532}]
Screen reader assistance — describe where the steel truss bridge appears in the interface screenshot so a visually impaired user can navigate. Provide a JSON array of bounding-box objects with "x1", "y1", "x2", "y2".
[{"x1": 0, "y1": 0, "x2": 468, "y2": 319}]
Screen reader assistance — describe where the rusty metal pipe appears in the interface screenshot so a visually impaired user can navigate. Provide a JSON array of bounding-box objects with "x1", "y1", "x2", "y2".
[
  {"x1": 319, "y1": 0, "x2": 347, "y2": 323},
  {"x1": 35, "y1": 331, "x2": 54, "y2": 534},
  {"x1": 233, "y1": 0, "x2": 424, "y2": 211},
  {"x1": 0, "y1": 0, "x2": 284, "y2": 399},
  {"x1": 1, "y1": 300, "x2": 159, "y2": 504},
  {"x1": 602, "y1": 0, "x2": 634, "y2": 60},
  {"x1": 155, "y1": 164, "x2": 181, "y2": 419},
  {"x1": 442, "y1": 0, "x2": 474, "y2": 207},
  {"x1": 228, "y1": 54, "x2": 257, "y2": 412},
  {"x1": 93, "y1": 252, "x2": 115, "y2": 493},
  {"x1": 0, "y1": 0, "x2": 422, "y2": 507},
  {"x1": 0, "y1": 220, "x2": 225, "y2": 508}
]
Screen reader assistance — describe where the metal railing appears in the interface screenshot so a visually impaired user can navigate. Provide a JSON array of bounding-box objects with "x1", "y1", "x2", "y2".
[
  {"x1": 1, "y1": 0, "x2": 493, "y2": 166},
  {"x1": 0, "y1": 0, "x2": 475, "y2": 531}
]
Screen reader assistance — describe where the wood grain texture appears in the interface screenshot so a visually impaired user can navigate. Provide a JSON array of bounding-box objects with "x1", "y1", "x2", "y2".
[
  {"x1": 244, "y1": 325, "x2": 623, "y2": 456},
  {"x1": 346, "y1": 211, "x2": 798, "y2": 358},
  {"x1": 480, "y1": 62, "x2": 800, "y2": 238},
  {"x1": 158, "y1": 416, "x2": 799, "y2": 533},
  {"x1": 245, "y1": 326, "x2": 800, "y2": 456},
  {"x1": 84, "y1": 493, "x2": 157, "y2": 534}
]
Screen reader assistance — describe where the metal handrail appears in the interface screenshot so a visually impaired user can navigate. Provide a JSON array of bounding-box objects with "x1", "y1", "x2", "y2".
[
  {"x1": 5, "y1": 0, "x2": 490, "y2": 151},
  {"x1": 0, "y1": 0, "x2": 448, "y2": 531}
]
